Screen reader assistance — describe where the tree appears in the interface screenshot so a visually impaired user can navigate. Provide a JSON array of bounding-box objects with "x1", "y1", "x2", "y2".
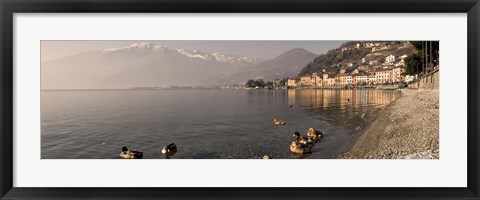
[
  {"x1": 245, "y1": 79, "x2": 255, "y2": 88},
  {"x1": 266, "y1": 81, "x2": 273, "y2": 87},
  {"x1": 405, "y1": 41, "x2": 440, "y2": 75},
  {"x1": 279, "y1": 78, "x2": 287, "y2": 87},
  {"x1": 254, "y1": 79, "x2": 266, "y2": 88},
  {"x1": 404, "y1": 52, "x2": 423, "y2": 75},
  {"x1": 409, "y1": 41, "x2": 439, "y2": 65}
]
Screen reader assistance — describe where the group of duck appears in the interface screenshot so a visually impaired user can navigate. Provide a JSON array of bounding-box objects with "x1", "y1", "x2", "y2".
[
  {"x1": 273, "y1": 116, "x2": 325, "y2": 156},
  {"x1": 119, "y1": 143, "x2": 177, "y2": 159},
  {"x1": 290, "y1": 127, "x2": 324, "y2": 155},
  {"x1": 262, "y1": 125, "x2": 325, "y2": 159},
  {"x1": 120, "y1": 117, "x2": 323, "y2": 159}
]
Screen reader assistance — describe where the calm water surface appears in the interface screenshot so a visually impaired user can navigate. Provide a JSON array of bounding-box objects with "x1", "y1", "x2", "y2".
[{"x1": 41, "y1": 89, "x2": 400, "y2": 159}]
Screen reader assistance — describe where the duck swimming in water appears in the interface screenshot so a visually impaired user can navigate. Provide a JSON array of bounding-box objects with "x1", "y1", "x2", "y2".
[
  {"x1": 290, "y1": 141, "x2": 311, "y2": 154},
  {"x1": 307, "y1": 127, "x2": 324, "y2": 142},
  {"x1": 273, "y1": 118, "x2": 286, "y2": 125},
  {"x1": 293, "y1": 131, "x2": 314, "y2": 146},
  {"x1": 161, "y1": 143, "x2": 177, "y2": 158},
  {"x1": 120, "y1": 146, "x2": 143, "y2": 159}
]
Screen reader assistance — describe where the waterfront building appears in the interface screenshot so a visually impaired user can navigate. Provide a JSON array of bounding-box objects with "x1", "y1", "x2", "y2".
[
  {"x1": 311, "y1": 73, "x2": 321, "y2": 86},
  {"x1": 327, "y1": 77, "x2": 336, "y2": 86},
  {"x1": 322, "y1": 73, "x2": 329, "y2": 81},
  {"x1": 354, "y1": 74, "x2": 368, "y2": 85},
  {"x1": 315, "y1": 76, "x2": 323, "y2": 86},
  {"x1": 336, "y1": 73, "x2": 349, "y2": 86},
  {"x1": 335, "y1": 75, "x2": 341, "y2": 86},
  {"x1": 287, "y1": 78, "x2": 297, "y2": 87},
  {"x1": 300, "y1": 75, "x2": 313, "y2": 87},
  {"x1": 392, "y1": 67, "x2": 406, "y2": 83},
  {"x1": 346, "y1": 75, "x2": 353, "y2": 85},
  {"x1": 375, "y1": 68, "x2": 393, "y2": 84},
  {"x1": 368, "y1": 72, "x2": 376, "y2": 84}
]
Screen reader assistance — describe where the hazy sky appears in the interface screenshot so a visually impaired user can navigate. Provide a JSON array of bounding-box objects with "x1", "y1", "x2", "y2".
[{"x1": 41, "y1": 40, "x2": 346, "y2": 61}]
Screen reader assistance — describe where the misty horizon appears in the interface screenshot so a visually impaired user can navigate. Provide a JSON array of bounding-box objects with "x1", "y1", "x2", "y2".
[
  {"x1": 41, "y1": 40, "x2": 345, "y2": 62},
  {"x1": 41, "y1": 40, "x2": 344, "y2": 90}
]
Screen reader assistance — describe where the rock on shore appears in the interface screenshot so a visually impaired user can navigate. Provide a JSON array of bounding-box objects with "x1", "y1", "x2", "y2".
[{"x1": 339, "y1": 89, "x2": 439, "y2": 159}]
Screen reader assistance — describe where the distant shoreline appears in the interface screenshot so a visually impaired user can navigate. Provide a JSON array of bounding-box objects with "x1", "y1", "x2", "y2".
[
  {"x1": 42, "y1": 85, "x2": 403, "y2": 92},
  {"x1": 41, "y1": 87, "x2": 239, "y2": 91}
]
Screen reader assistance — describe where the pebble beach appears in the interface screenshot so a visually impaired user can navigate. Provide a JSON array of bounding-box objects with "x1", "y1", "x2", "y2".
[{"x1": 339, "y1": 89, "x2": 439, "y2": 159}]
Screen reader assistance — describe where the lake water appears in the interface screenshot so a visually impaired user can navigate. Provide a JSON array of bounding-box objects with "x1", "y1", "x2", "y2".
[{"x1": 41, "y1": 88, "x2": 400, "y2": 159}]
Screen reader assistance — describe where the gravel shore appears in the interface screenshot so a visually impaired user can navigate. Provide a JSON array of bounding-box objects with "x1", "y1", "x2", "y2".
[{"x1": 339, "y1": 89, "x2": 439, "y2": 159}]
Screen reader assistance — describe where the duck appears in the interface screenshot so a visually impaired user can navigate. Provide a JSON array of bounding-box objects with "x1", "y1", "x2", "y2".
[
  {"x1": 161, "y1": 143, "x2": 177, "y2": 158},
  {"x1": 273, "y1": 118, "x2": 286, "y2": 125},
  {"x1": 307, "y1": 127, "x2": 324, "y2": 142},
  {"x1": 290, "y1": 141, "x2": 311, "y2": 154},
  {"x1": 293, "y1": 131, "x2": 314, "y2": 146},
  {"x1": 120, "y1": 146, "x2": 143, "y2": 159}
]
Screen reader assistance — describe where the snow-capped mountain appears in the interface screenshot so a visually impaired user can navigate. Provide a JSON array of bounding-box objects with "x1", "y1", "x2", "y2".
[
  {"x1": 176, "y1": 48, "x2": 259, "y2": 66},
  {"x1": 212, "y1": 52, "x2": 259, "y2": 66},
  {"x1": 41, "y1": 42, "x2": 259, "y2": 89},
  {"x1": 177, "y1": 49, "x2": 213, "y2": 61},
  {"x1": 97, "y1": 42, "x2": 165, "y2": 53},
  {"x1": 88, "y1": 43, "x2": 258, "y2": 66},
  {"x1": 212, "y1": 48, "x2": 318, "y2": 85}
]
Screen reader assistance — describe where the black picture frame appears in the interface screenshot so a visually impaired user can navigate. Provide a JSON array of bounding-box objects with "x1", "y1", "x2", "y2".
[{"x1": 1, "y1": 0, "x2": 479, "y2": 199}]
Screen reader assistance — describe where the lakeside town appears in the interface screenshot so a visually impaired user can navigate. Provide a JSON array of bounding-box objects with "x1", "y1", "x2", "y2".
[{"x1": 245, "y1": 41, "x2": 438, "y2": 90}]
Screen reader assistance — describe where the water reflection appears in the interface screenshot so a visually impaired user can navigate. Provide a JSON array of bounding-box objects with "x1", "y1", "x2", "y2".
[
  {"x1": 290, "y1": 152, "x2": 312, "y2": 159},
  {"x1": 289, "y1": 89, "x2": 400, "y2": 109},
  {"x1": 42, "y1": 89, "x2": 401, "y2": 159}
]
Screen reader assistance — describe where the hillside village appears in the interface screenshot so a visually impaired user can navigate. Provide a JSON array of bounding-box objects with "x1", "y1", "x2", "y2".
[{"x1": 246, "y1": 41, "x2": 420, "y2": 89}]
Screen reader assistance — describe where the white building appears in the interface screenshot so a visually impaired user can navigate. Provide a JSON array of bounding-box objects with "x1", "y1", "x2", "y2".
[
  {"x1": 354, "y1": 75, "x2": 368, "y2": 85},
  {"x1": 346, "y1": 76, "x2": 352, "y2": 85},
  {"x1": 405, "y1": 75, "x2": 415, "y2": 83},
  {"x1": 385, "y1": 55, "x2": 396, "y2": 64}
]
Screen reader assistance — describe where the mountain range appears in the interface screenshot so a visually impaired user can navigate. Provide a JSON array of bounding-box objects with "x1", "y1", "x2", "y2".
[{"x1": 41, "y1": 42, "x2": 317, "y2": 89}]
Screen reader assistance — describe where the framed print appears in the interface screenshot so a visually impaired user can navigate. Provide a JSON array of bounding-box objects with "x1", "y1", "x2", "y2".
[{"x1": 1, "y1": 0, "x2": 479, "y2": 199}]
